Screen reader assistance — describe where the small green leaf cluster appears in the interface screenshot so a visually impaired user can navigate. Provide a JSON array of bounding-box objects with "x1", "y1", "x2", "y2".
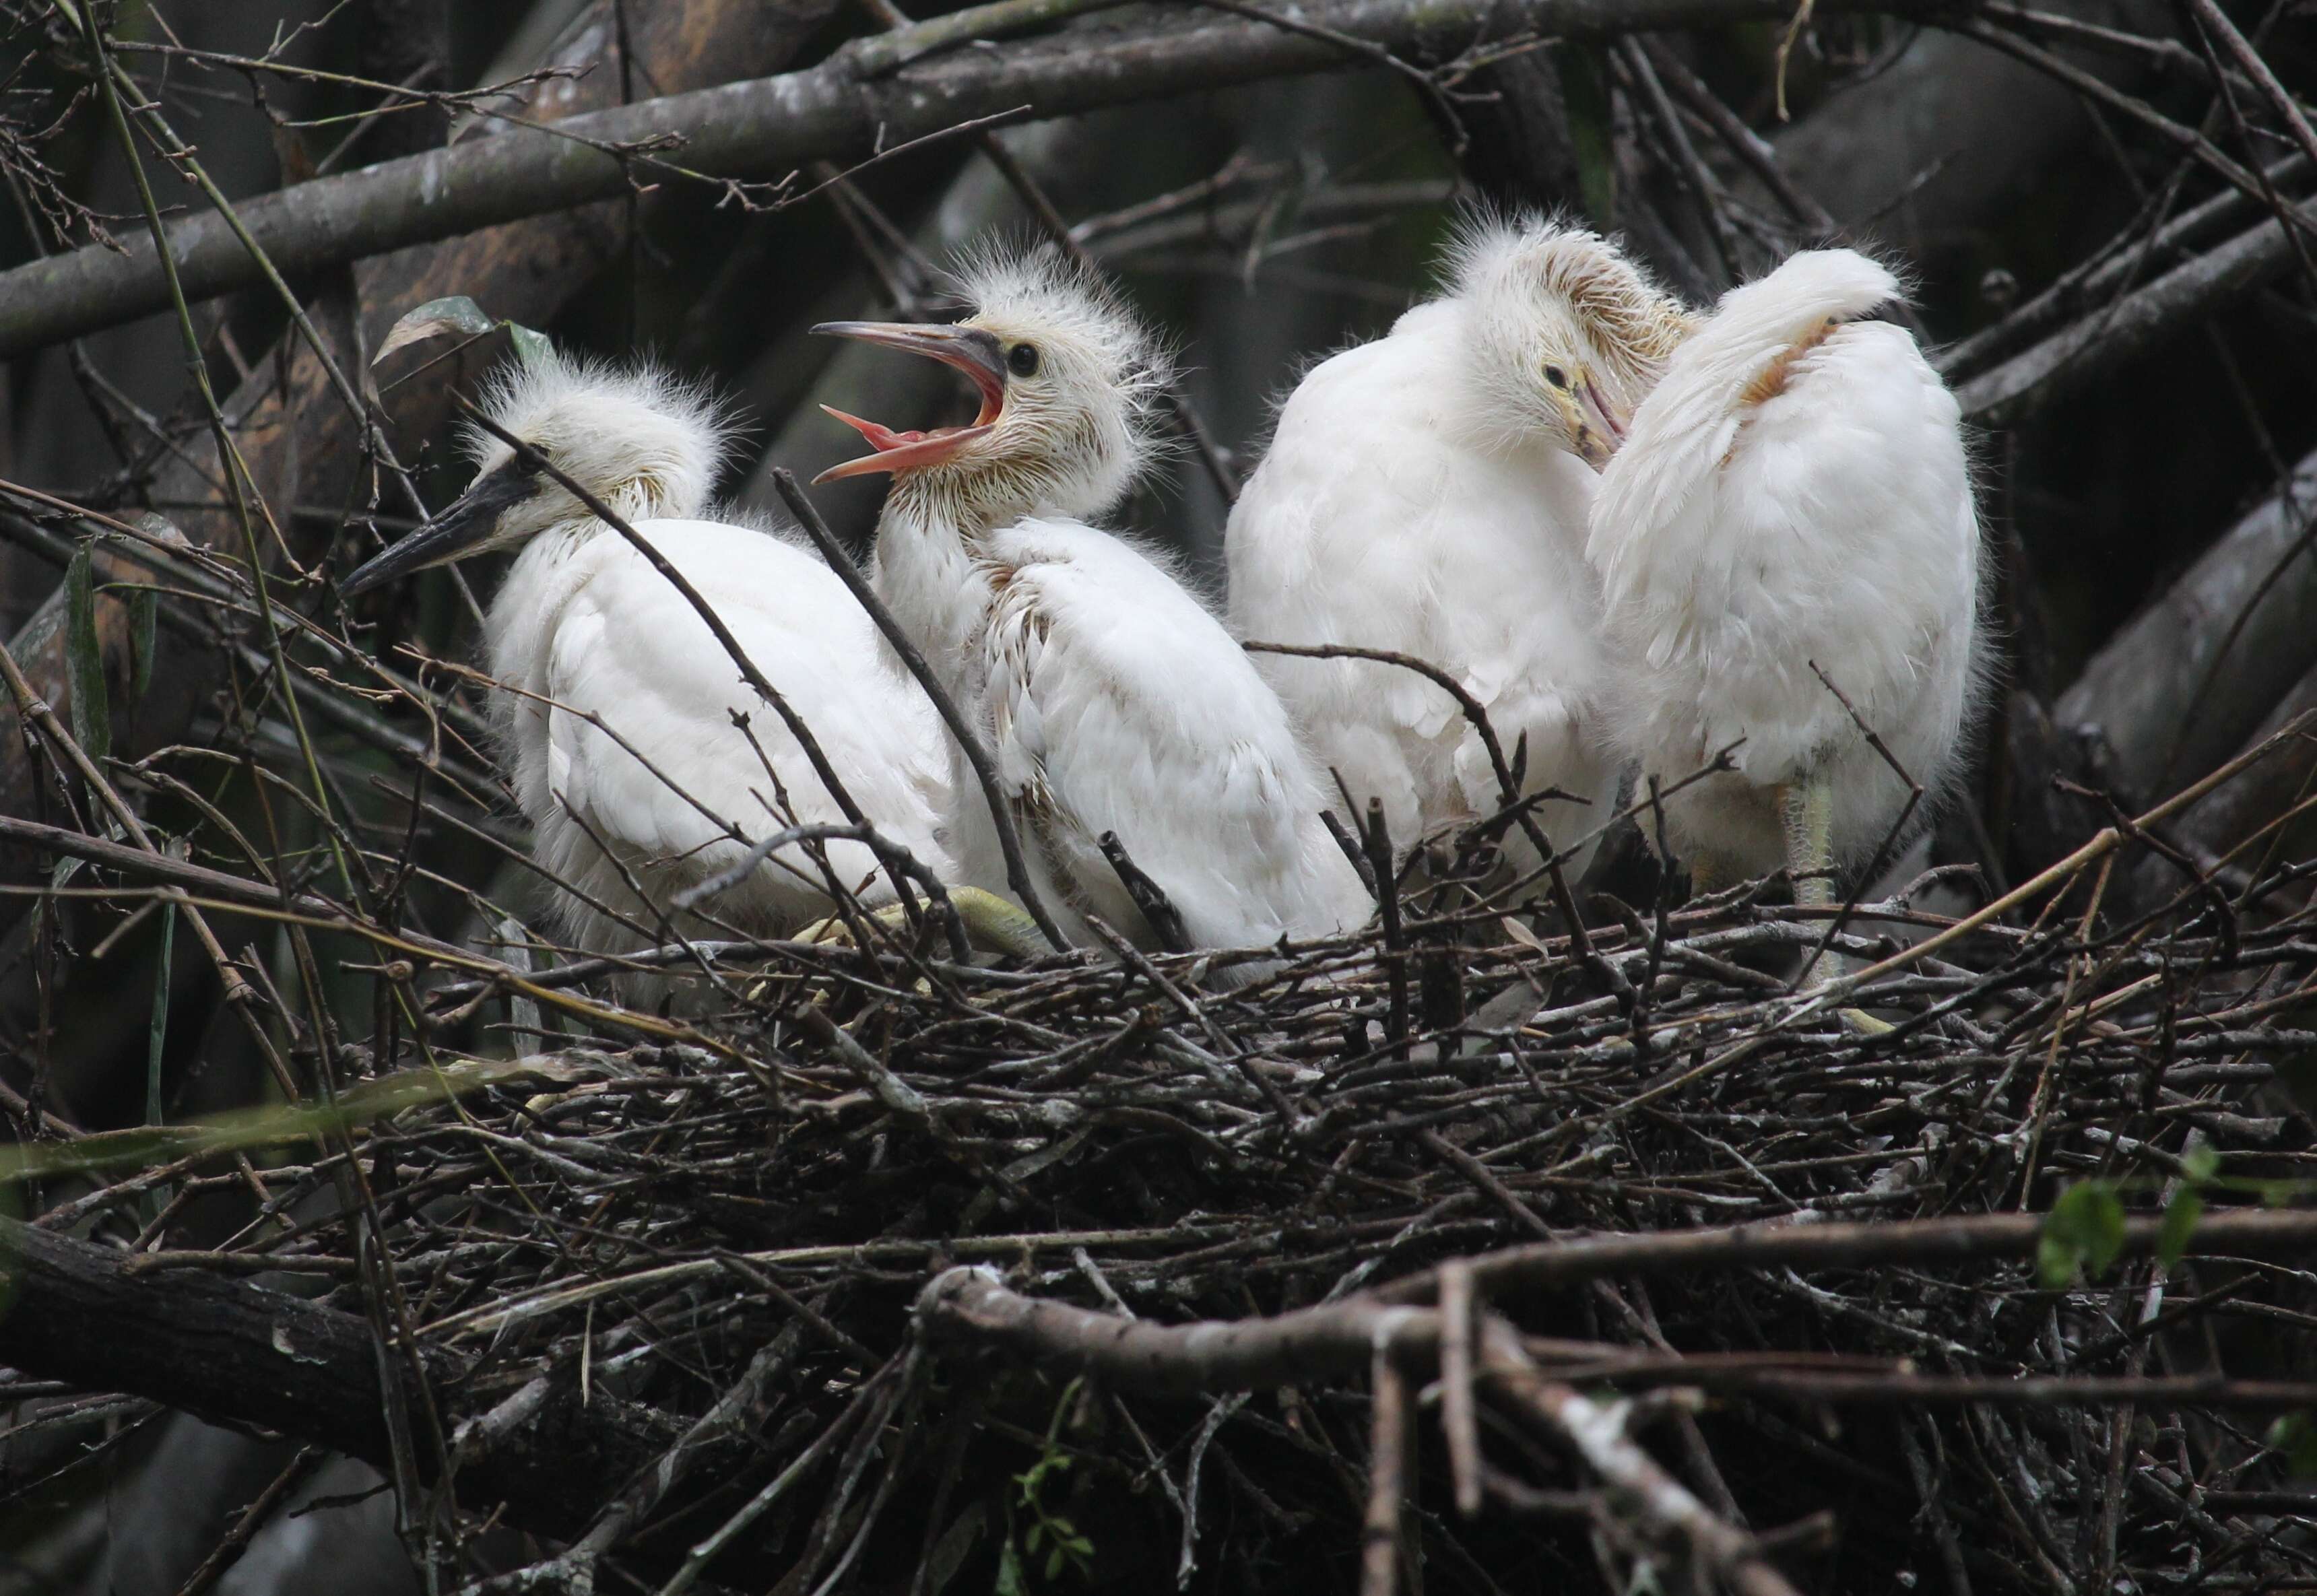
[
  {"x1": 2037, "y1": 1145, "x2": 2229, "y2": 1290},
  {"x1": 999, "y1": 1378, "x2": 1097, "y2": 1590}
]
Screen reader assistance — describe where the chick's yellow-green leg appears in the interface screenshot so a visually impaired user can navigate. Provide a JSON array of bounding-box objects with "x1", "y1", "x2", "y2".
[
  {"x1": 938, "y1": 886, "x2": 1052, "y2": 959},
  {"x1": 804, "y1": 886, "x2": 1049, "y2": 960},
  {"x1": 1777, "y1": 777, "x2": 1836, "y2": 914},
  {"x1": 1777, "y1": 776, "x2": 1892, "y2": 1035}
]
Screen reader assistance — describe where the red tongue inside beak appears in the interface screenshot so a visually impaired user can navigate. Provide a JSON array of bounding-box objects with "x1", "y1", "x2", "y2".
[
  {"x1": 808, "y1": 326, "x2": 1008, "y2": 484},
  {"x1": 823, "y1": 406, "x2": 929, "y2": 453},
  {"x1": 813, "y1": 400, "x2": 1002, "y2": 483}
]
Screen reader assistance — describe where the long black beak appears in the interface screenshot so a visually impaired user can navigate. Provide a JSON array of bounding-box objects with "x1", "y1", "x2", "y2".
[{"x1": 340, "y1": 460, "x2": 540, "y2": 597}]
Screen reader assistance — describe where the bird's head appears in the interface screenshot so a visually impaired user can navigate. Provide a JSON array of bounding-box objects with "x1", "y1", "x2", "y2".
[
  {"x1": 1446, "y1": 210, "x2": 1696, "y2": 469},
  {"x1": 810, "y1": 249, "x2": 1173, "y2": 523},
  {"x1": 340, "y1": 344, "x2": 733, "y2": 597}
]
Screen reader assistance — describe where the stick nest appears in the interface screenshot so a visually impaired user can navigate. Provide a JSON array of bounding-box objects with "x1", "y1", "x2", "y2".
[{"x1": 97, "y1": 841, "x2": 2317, "y2": 1596}]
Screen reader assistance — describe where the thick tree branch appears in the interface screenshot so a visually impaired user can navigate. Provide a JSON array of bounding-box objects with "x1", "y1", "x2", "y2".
[
  {"x1": 1767, "y1": 0, "x2": 2169, "y2": 242},
  {"x1": 0, "y1": 0, "x2": 1960, "y2": 362},
  {"x1": 1956, "y1": 211, "x2": 2312, "y2": 427},
  {"x1": 37, "y1": 1208, "x2": 2310, "y2": 1496},
  {"x1": 917, "y1": 1208, "x2": 2317, "y2": 1393},
  {"x1": 2141, "y1": 656, "x2": 2317, "y2": 891},
  {"x1": 0, "y1": 1213, "x2": 707, "y2": 1550},
  {"x1": 2058, "y1": 446, "x2": 2317, "y2": 802},
  {"x1": 1938, "y1": 153, "x2": 2308, "y2": 385}
]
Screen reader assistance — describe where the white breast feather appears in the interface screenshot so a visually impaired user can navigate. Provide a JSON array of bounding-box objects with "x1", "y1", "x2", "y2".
[{"x1": 974, "y1": 517, "x2": 1371, "y2": 958}]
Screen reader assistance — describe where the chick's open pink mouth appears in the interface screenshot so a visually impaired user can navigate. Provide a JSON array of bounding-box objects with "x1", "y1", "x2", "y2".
[{"x1": 808, "y1": 321, "x2": 1009, "y2": 483}]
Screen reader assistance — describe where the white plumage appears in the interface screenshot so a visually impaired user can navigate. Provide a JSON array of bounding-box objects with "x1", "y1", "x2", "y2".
[
  {"x1": 815, "y1": 252, "x2": 1372, "y2": 962},
  {"x1": 1587, "y1": 248, "x2": 1983, "y2": 903},
  {"x1": 1227, "y1": 214, "x2": 1694, "y2": 871},
  {"x1": 344, "y1": 348, "x2": 955, "y2": 956}
]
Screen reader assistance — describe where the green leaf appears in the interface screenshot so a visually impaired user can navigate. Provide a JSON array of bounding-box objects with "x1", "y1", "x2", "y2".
[
  {"x1": 993, "y1": 1531, "x2": 1026, "y2": 1596},
  {"x1": 1026, "y1": 1523, "x2": 1044, "y2": 1554},
  {"x1": 125, "y1": 512, "x2": 180, "y2": 702},
  {"x1": 2155, "y1": 1183, "x2": 2201, "y2": 1271},
  {"x1": 373, "y1": 296, "x2": 499, "y2": 365},
  {"x1": 63, "y1": 543, "x2": 108, "y2": 769},
  {"x1": 127, "y1": 585, "x2": 156, "y2": 705},
  {"x1": 2157, "y1": 1141, "x2": 2218, "y2": 1269},
  {"x1": 2269, "y1": 1413, "x2": 2317, "y2": 1477},
  {"x1": 506, "y1": 322, "x2": 554, "y2": 371},
  {"x1": 2038, "y1": 1181, "x2": 2125, "y2": 1289},
  {"x1": 1044, "y1": 1548, "x2": 1064, "y2": 1581}
]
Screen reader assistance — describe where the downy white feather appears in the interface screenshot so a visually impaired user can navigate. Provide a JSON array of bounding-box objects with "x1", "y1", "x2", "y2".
[{"x1": 1586, "y1": 248, "x2": 1985, "y2": 882}]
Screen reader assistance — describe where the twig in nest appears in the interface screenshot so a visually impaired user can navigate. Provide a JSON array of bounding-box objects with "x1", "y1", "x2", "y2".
[
  {"x1": 1361, "y1": 1339, "x2": 1414, "y2": 1596},
  {"x1": 1365, "y1": 798, "x2": 1411, "y2": 1059},
  {"x1": 1099, "y1": 829, "x2": 1192, "y2": 953}
]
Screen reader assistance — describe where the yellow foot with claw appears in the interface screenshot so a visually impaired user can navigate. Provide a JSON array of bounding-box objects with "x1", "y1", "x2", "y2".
[
  {"x1": 797, "y1": 908, "x2": 883, "y2": 950},
  {"x1": 1842, "y1": 1007, "x2": 1895, "y2": 1036},
  {"x1": 801, "y1": 886, "x2": 1049, "y2": 960}
]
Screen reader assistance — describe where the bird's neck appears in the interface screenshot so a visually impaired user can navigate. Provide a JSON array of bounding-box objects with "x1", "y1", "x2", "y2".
[
  {"x1": 869, "y1": 476, "x2": 1011, "y2": 694},
  {"x1": 484, "y1": 517, "x2": 610, "y2": 715}
]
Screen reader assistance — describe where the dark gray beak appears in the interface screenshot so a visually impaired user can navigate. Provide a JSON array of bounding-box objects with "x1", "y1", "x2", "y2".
[{"x1": 340, "y1": 460, "x2": 540, "y2": 597}]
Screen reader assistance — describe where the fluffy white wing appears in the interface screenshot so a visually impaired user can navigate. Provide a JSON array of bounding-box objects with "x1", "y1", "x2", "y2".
[
  {"x1": 1229, "y1": 306, "x2": 1613, "y2": 855},
  {"x1": 981, "y1": 518, "x2": 1369, "y2": 952},
  {"x1": 510, "y1": 520, "x2": 953, "y2": 938},
  {"x1": 1588, "y1": 251, "x2": 1978, "y2": 870},
  {"x1": 1589, "y1": 250, "x2": 1903, "y2": 602}
]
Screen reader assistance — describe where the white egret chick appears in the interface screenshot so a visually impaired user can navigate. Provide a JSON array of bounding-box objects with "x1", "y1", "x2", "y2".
[
  {"x1": 1227, "y1": 213, "x2": 1695, "y2": 876},
  {"x1": 1588, "y1": 248, "x2": 1981, "y2": 988},
  {"x1": 341, "y1": 346, "x2": 969, "y2": 959},
  {"x1": 812, "y1": 253, "x2": 1373, "y2": 965}
]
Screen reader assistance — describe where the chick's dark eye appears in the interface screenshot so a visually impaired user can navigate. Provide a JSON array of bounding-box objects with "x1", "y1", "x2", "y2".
[
  {"x1": 1544, "y1": 364, "x2": 1569, "y2": 390},
  {"x1": 1006, "y1": 342, "x2": 1040, "y2": 378}
]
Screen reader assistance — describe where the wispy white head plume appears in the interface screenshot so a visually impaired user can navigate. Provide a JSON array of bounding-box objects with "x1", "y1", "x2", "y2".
[
  {"x1": 463, "y1": 343, "x2": 739, "y2": 545},
  {"x1": 813, "y1": 244, "x2": 1177, "y2": 524},
  {"x1": 339, "y1": 342, "x2": 740, "y2": 597},
  {"x1": 1443, "y1": 207, "x2": 1697, "y2": 465}
]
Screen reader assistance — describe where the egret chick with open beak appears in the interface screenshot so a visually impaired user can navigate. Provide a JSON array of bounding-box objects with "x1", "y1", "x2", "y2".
[
  {"x1": 343, "y1": 345, "x2": 966, "y2": 967},
  {"x1": 1227, "y1": 210, "x2": 1694, "y2": 879},
  {"x1": 814, "y1": 251, "x2": 1373, "y2": 968}
]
